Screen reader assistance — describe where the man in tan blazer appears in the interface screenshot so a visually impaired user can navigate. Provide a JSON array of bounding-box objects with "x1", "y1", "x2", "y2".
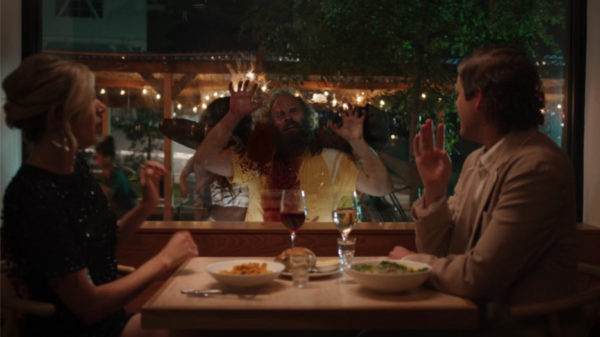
[{"x1": 389, "y1": 47, "x2": 577, "y2": 320}]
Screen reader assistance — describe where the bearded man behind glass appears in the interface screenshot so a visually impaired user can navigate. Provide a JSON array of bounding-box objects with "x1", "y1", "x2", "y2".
[{"x1": 196, "y1": 82, "x2": 392, "y2": 222}]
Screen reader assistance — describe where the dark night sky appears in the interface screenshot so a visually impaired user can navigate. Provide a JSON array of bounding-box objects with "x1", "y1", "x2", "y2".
[{"x1": 147, "y1": 1, "x2": 262, "y2": 53}]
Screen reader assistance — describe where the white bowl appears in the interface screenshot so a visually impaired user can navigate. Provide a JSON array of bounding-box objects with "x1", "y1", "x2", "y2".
[
  {"x1": 347, "y1": 260, "x2": 431, "y2": 293},
  {"x1": 205, "y1": 259, "x2": 285, "y2": 289}
]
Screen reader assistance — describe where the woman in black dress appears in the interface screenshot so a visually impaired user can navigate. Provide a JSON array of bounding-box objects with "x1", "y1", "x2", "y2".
[{"x1": 2, "y1": 55, "x2": 198, "y2": 337}]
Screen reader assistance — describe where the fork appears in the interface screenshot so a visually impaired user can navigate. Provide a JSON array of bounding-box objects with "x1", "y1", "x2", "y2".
[{"x1": 180, "y1": 289, "x2": 224, "y2": 297}]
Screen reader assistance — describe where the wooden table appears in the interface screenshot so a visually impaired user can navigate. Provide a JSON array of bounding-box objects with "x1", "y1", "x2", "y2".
[{"x1": 142, "y1": 257, "x2": 479, "y2": 331}]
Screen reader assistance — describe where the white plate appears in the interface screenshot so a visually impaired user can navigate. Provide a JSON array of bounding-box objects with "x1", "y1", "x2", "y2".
[
  {"x1": 347, "y1": 260, "x2": 431, "y2": 293},
  {"x1": 280, "y1": 270, "x2": 340, "y2": 279},
  {"x1": 205, "y1": 259, "x2": 285, "y2": 289},
  {"x1": 314, "y1": 258, "x2": 340, "y2": 273}
]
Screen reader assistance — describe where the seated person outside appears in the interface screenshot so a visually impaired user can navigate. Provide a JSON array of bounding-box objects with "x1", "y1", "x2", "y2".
[
  {"x1": 95, "y1": 135, "x2": 137, "y2": 218},
  {"x1": 389, "y1": 47, "x2": 577, "y2": 329},
  {"x1": 180, "y1": 97, "x2": 250, "y2": 221},
  {"x1": 196, "y1": 82, "x2": 393, "y2": 222}
]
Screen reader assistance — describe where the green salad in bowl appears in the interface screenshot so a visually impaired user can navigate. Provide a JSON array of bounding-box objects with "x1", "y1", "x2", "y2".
[
  {"x1": 352, "y1": 261, "x2": 429, "y2": 274},
  {"x1": 347, "y1": 260, "x2": 431, "y2": 292}
]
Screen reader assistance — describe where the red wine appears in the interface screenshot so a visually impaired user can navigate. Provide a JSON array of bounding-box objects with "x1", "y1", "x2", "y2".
[{"x1": 281, "y1": 212, "x2": 306, "y2": 232}]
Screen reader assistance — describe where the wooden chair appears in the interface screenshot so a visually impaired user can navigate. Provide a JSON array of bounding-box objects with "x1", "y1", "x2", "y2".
[
  {"x1": 1, "y1": 260, "x2": 135, "y2": 337},
  {"x1": 509, "y1": 262, "x2": 600, "y2": 337}
]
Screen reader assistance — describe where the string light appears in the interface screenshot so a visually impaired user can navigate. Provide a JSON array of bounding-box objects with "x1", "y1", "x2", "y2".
[
  {"x1": 193, "y1": 106, "x2": 198, "y2": 113},
  {"x1": 390, "y1": 134, "x2": 397, "y2": 140},
  {"x1": 332, "y1": 98, "x2": 338, "y2": 107},
  {"x1": 261, "y1": 84, "x2": 268, "y2": 92},
  {"x1": 213, "y1": 92, "x2": 218, "y2": 97},
  {"x1": 421, "y1": 93, "x2": 427, "y2": 99},
  {"x1": 177, "y1": 103, "x2": 182, "y2": 110},
  {"x1": 201, "y1": 103, "x2": 207, "y2": 109},
  {"x1": 99, "y1": 88, "x2": 106, "y2": 95},
  {"x1": 557, "y1": 104, "x2": 562, "y2": 109},
  {"x1": 142, "y1": 88, "x2": 148, "y2": 95},
  {"x1": 120, "y1": 89, "x2": 126, "y2": 96},
  {"x1": 205, "y1": 95, "x2": 210, "y2": 101},
  {"x1": 156, "y1": 94, "x2": 161, "y2": 100},
  {"x1": 342, "y1": 103, "x2": 349, "y2": 110},
  {"x1": 246, "y1": 71, "x2": 256, "y2": 81},
  {"x1": 324, "y1": 91, "x2": 329, "y2": 97},
  {"x1": 379, "y1": 99, "x2": 385, "y2": 107},
  {"x1": 294, "y1": 91, "x2": 301, "y2": 97}
]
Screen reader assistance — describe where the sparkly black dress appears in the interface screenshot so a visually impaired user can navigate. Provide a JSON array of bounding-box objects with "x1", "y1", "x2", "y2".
[{"x1": 2, "y1": 157, "x2": 131, "y2": 337}]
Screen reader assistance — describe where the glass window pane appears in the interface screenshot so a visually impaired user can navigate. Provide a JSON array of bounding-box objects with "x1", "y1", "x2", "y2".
[{"x1": 38, "y1": 0, "x2": 570, "y2": 223}]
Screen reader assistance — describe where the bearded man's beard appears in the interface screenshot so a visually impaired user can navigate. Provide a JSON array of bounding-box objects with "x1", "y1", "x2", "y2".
[{"x1": 275, "y1": 120, "x2": 312, "y2": 158}]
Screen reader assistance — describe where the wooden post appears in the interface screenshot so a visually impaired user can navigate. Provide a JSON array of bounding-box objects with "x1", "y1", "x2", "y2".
[
  {"x1": 101, "y1": 97, "x2": 110, "y2": 139},
  {"x1": 163, "y1": 73, "x2": 173, "y2": 220}
]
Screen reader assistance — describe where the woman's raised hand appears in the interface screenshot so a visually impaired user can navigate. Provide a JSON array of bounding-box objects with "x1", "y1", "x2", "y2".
[
  {"x1": 139, "y1": 161, "x2": 166, "y2": 209},
  {"x1": 228, "y1": 80, "x2": 262, "y2": 120},
  {"x1": 414, "y1": 119, "x2": 452, "y2": 206}
]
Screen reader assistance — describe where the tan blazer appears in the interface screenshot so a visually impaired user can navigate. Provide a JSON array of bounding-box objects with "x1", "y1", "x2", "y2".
[{"x1": 406, "y1": 129, "x2": 577, "y2": 309}]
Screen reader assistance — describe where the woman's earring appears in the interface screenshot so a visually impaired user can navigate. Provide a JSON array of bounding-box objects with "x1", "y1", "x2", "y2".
[{"x1": 51, "y1": 131, "x2": 71, "y2": 152}]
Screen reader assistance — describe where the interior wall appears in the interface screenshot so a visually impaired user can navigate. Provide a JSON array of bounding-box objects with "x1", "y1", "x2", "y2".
[
  {"x1": 0, "y1": 0, "x2": 22, "y2": 219},
  {"x1": 584, "y1": 0, "x2": 600, "y2": 227}
]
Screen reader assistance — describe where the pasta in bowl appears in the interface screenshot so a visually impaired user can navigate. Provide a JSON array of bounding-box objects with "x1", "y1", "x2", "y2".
[
  {"x1": 347, "y1": 260, "x2": 431, "y2": 293},
  {"x1": 205, "y1": 260, "x2": 285, "y2": 288}
]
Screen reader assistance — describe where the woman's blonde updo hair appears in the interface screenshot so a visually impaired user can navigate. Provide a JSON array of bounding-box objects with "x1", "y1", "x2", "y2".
[{"x1": 2, "y1": 54, "x2": 96, "y2": 144}]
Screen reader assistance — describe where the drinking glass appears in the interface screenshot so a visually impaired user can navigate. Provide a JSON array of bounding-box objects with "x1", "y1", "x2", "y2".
[
  {"x1": 332, "y1": 191, "x2": 361, "y2": 241},
  {"x1": 337, "y1": 236, "x2": 357, "y2": 283},
  {"x1": 280, "y1": 189, "x2": 307, "y2": 249},
  {"x1": 290, "y1": 252, "x2": 311, "y2": 288}
]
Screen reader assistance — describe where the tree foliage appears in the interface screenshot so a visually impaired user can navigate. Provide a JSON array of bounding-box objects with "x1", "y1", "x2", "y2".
[
  {"x1": 243, "y1": 0, "x2": 565, "y2": 201},
  {"x1": 111, "y1": 108, "x2": 164, "y2": 172}
]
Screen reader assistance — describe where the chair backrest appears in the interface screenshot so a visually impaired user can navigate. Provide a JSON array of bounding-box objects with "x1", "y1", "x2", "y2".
[
  {"x1": 509, "y1": 262, "x2": 600, "y2": 337},
  {"x1": 1, "y1": 260, "x2": 56, "y2": 337}
]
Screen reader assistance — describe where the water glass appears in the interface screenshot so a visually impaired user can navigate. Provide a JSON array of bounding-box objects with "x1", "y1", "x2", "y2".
[
  {"x1": 337, "y1": 237, "x2": 357, "y2": 272},
  {"x1": 290, "y1": 252, "x2": 311, "y2": 288}
]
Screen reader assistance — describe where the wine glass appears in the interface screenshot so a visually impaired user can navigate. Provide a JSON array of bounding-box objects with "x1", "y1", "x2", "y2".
[
  {"x1": 332, "y1": 190, "x2": 361, "y2": 241},
  {"x1": 280, "y1": 189, "x2": 307, "y2": 249}
]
